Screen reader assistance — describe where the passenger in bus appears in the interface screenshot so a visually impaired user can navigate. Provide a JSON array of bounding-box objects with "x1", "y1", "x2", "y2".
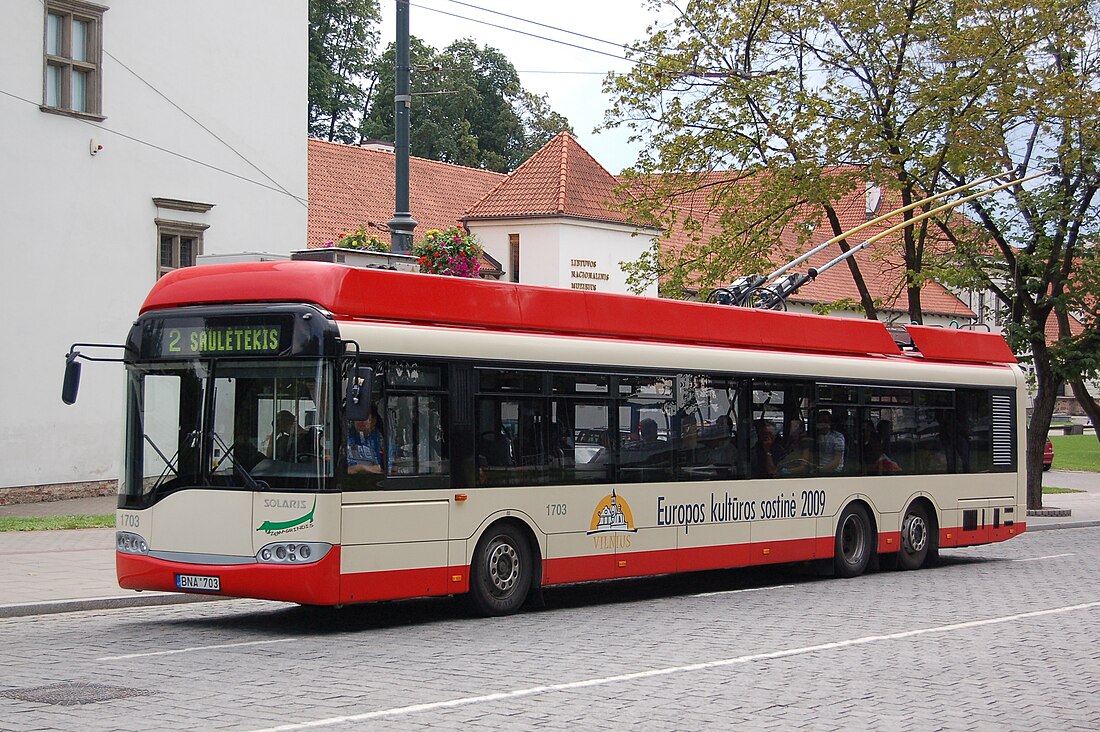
[
  {"x1": 779, "y1": 416, "x2": 806, "y2": 456},
  {"x1": 751, "y1": 420, "x2": 780, "y2": 477},
  {"x1": 348, "y1": 405, "x2": 385, "y2": 474},
  {"x1": 776, "y1": 417, "x2": 812, "y2": 476},
  {"x1": 588, "y1": 430, "x2": 614, "y2": 465},
  {"x1": 706, "y1": 414, "x2": 738, "y2": 471},
  {"x1": 816, "y1": 411, "x2": 846, "y2": 473},
  {"x1": 268, "y1": 410, "x2": 310, "y2": 462},
  {"x1": 480, "y1": 427, "x2": 515, "y2": 467},
  {"x1": 638, "y1": 418, "x2": 663, "y2": 447},
  {"x1": 865, "y1": 422, "x2": 902, "y2": 475}
]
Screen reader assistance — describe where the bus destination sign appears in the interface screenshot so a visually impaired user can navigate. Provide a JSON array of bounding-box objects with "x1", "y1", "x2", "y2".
[{"x1": 152, "y1": 324, "x2": 285, "y2": 357}]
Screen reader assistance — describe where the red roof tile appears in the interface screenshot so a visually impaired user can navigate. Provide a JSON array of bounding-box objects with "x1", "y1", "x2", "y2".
[
  {"x1": 465, "y1": 132, "x2": 635, "y2": 224},
  {"x1": 307, "y1": 139, "x2": 504, "y2": 247}
]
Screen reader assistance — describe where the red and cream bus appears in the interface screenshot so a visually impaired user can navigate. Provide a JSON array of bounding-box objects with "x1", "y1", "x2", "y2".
[{"x1": 64, "y1": 261, "x2": 1025, "y2": 616}]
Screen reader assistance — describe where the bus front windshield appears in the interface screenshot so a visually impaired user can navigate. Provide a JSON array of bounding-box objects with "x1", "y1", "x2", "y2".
[{"x1": 122, "y1": 359, "x2": 335, "y2": 503}]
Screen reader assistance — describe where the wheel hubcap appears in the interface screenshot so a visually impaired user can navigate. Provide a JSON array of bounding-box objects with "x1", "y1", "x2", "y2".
[
  {"x1": 841, "y1": 515, "x2": 866, "y2": 564},
  {"x1": 902, "y1": 513, "x2": 928, "y2": 554},
  {"x1": 487, "y1": 540, "x2": 519, "y2": 595}
]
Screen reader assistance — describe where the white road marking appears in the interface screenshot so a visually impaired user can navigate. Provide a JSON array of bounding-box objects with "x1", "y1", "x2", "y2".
[
  {"x1": 1012, "y1": 553, "x2": 1076, "y2": 563},
  {"x1": 248, "y1": 600, "x2": 1100, "y2": 731},
  {"x1": 98, "y1": 638, "x2": 296, "y2": 660},
  {"x1": 693, "y1": 584, "x2": 795, "y2": 597}
]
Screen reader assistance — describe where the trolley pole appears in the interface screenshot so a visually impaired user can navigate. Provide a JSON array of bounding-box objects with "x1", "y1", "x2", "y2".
[{"x1": 387, "y1": 0, "x2": 417, "y2": 254}]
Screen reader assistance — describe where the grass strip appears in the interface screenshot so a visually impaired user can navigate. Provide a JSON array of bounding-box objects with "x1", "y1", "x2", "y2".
[
  {"x1": 1048, "y1": 434, "x2": 1100, "y2": 473},
  {"x1": 1042, "y1": 486, "x2": 1086, "y2": 494},
  {"x1": 0, "y1": 514, "x2": 114, "y2": 532}
]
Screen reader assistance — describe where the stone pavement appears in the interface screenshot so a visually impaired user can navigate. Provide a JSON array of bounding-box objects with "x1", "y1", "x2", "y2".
[{"x1": 1, "y1": 471, "x2": 1098, "y2": 619}]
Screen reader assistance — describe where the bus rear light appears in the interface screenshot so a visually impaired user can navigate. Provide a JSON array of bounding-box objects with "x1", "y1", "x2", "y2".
[
  {"x1": 256, "y1": 542, "x2": 331, "y2": 565},
  {"x1": 116, "y1": 531, "x2": 149, "y2": 555}
]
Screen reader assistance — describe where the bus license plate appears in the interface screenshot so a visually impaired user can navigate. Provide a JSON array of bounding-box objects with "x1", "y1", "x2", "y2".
[{"x1": 176, "y1": 574, "x2": 220, "y2": 592}]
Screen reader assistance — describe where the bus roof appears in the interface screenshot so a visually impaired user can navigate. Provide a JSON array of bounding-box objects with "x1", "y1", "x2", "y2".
[{"x1": 142, "y1": 261, "x2": 1017, "y2": 366}]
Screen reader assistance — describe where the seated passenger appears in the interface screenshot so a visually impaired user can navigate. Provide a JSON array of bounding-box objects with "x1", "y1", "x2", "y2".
[
  {"x1": 707, "y1": 415, "x2": 738, "y2": 470},
  {"x1": 816, "y1": 411, "x2": 845, "y2": 474},
  {"x1": 348, "y1": 406, "x2": 385, "y2": 474},
  {"x1": 867, "y1": 419, "x2": 902, "y2": 475},
  {"x1": 638, "y1": 418, "x2": 663, "y2": 448},
  {"x1": 480, "y1": 427, "x2": 514, "y2": 467},
  {"x1": 268, "y1": 410, "x2": 310, "y2": 462},
  {"x1": 750, "y1": 420, "x2": 780, "y2": 478}
]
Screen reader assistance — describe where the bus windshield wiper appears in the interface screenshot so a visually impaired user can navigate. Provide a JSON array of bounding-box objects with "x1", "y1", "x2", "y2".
[
  {"x1": 210, "y1": 429, "x2": 269, "y2": 491},
  {"x1": 146, "y1": 434, "x2": 182, "y2": 492}
]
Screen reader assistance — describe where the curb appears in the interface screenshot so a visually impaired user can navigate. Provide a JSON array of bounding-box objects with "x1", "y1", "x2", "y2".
[
  {"x1": 1026, "y1": 520, "x2": 1100, "y2": 533},
  {"x1": 0, "y1": 592, "x2": 226, "y2": 619}
]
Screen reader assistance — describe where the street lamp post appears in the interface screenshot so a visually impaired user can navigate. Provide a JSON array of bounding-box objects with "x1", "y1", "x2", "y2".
[{"x1": 387, "y1": 0, "x2": 417, "y2": 253}]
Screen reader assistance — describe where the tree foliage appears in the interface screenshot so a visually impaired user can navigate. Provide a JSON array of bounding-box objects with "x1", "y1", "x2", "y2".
[
  {"x1": 361, "y1": 38, "x2": 574, "y2": 172},
  {"x1": 933, "y1": 0, "x2": 1100, "y2": 506},
  {"x1": 605, "y1": 0, "x2": 1100, "y2": 507},
  {"x1": 308, "y1": 0, "x2": 381, "y2": 143}
]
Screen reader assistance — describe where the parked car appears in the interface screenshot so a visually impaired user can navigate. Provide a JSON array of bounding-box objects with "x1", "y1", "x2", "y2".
[{"x1": 1043, "y1": 439, "x2": 1054, "y2": 470}]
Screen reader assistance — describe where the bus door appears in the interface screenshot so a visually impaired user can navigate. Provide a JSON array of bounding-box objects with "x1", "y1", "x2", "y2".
[{"x1": 340, "y1": 362, "x2": 452, "y2": 601}]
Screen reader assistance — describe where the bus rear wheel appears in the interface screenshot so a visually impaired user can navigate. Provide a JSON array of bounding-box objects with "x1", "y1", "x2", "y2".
[
  {"x1": 898, "y1": 503, "x2": 932, "y2": 570},
  {"x1": 834, "y1": 503, "x2": 872, "y2": 578},
  {"x1": 467, "y1": 523, "x2": 531, "y2": 617}
]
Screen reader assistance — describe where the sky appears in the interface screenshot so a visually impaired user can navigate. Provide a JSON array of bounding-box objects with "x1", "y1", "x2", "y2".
[{"x1": 377, "y1": 0, "x2": 668, "y2": 174}]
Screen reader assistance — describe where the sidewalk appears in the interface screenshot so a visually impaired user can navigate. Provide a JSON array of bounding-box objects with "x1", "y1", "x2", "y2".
[{"x1": 1, "y1": 472, "x2": 1099, "y2": 619}]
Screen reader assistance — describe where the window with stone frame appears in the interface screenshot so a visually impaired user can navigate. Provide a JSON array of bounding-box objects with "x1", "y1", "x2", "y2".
[
  {"x1": 43, "y1": 0, "x2": 106, "y2": 117},
  {"x1": 157, "y1": 220, "x2": 207, "y2": 279}
]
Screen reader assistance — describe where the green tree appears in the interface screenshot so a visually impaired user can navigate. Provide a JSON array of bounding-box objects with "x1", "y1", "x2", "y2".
[
  {"x1": 361, "y1": 38, "x2": 573, "y2": 172},
  {"x1": 605, "y1": 0, "x2": 1016, "y2": 320},
  {"x1": 933, "y1": 0, "x2": 1100, "y2": 506},
  {"x1": 309, "y1": 0, "x2": 381, "y2": 143},
  {"x1": 605, "y1": 0, "x2": 1099, "y2": 507}
]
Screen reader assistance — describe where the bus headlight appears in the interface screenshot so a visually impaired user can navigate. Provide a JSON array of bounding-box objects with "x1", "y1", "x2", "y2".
[
  {"x1": 256, "y1": 542, "x2": 331, "y2": 565},
  {"x1": 116, "y1": 531, "x2": 150, "y2": 555}
]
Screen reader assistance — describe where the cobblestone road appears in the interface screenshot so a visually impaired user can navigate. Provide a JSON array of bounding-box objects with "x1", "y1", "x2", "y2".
[{"x1": 2, "y1": 528, "x2": 1099, "y2": 731}]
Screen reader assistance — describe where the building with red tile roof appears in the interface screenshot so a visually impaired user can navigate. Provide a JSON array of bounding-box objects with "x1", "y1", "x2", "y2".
[
  {"x1": 307, "y1": 134, "x2": 974, "y2": 319},
  {"x1": 465, "y1": 132, "x2": 636, "y2": 225}
]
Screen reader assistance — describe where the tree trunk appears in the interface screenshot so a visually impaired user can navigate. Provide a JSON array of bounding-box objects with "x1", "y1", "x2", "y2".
[
  {"x1": 907, "y1": 283, "x2": 923, "y2": 325},
  {"x1": 822, "y1": 206, "x2": 878, "y2": 320},
  {"x1": 1070, "y1": 380, "x2": 1100, "y2": 444},
  {"x1": 1026, "y1": 340, "x2": 1059, "y2": 510}
]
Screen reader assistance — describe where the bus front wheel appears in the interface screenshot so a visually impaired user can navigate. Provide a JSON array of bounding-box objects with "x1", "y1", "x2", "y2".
[
  {"x1": 467, "y1": 523, "x2": 532, "y2": 616},
  {"x1": 834, "y1": 503, "x2": 872, "y2": 578}
]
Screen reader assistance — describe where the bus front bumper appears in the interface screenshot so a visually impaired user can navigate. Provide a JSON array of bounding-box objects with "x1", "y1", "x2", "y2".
[{"x1": 116, "y1": 545, "x2": 342, "y2": 606}]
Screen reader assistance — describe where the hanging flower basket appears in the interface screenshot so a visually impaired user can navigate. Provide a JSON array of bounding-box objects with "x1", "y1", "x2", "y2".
[{"x1": 412, "y1": 227, "x2": 482, "y2": 278}]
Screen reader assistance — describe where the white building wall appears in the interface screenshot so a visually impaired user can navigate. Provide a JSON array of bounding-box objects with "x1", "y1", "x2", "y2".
[
  {"x1": 471, "y1": 218, "x2": 658, "y2": 297},
  {"x1": 0, "y1": 1, "x2": 307, "y2": 490}
]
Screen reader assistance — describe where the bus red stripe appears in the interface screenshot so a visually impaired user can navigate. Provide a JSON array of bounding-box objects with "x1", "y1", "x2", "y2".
[{"x1": 117, "y1": 524, "x2": 1023, "y2": 606}]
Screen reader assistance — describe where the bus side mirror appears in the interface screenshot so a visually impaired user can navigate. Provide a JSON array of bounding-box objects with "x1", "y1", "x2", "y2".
[
  {"x1": 62, "y1": 353, "x2": 82, "y2": 405},
  {"x1": 345, "y1": 366, "x2": 373, "y2": 421}
]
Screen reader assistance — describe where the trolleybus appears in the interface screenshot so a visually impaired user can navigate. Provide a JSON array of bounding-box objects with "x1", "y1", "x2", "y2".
[{"x1": 63, "y1": 261, "x2": 1026, "y2": 616}]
